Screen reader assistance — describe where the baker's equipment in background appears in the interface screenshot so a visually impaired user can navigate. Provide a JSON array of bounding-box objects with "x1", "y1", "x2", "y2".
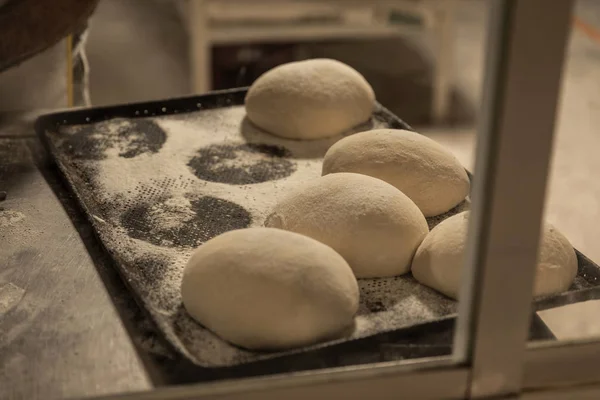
[
  {"x1": 176, "y1": 0, "x2": 456, "y2": 123},
  {"x1": 0, "y1": 0, "x2": 96, "y2": 110}
]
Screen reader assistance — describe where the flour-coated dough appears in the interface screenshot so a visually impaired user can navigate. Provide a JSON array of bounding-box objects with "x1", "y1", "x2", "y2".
[
  {"x1": 245, "y1": 59, "x2": 375, "y2": 140},
  {"x1": 322, "y1": 129, "x2": 470, "y2": 216},
  {"x1": 181, "y1": 228, "x2": 359, "y2": 350},
  {"x1": 265, "y1": 173, "x2": 429, "y2": 278},
  {"x1": 411, "y1": 211, "x2": 578, "y2": 299}
]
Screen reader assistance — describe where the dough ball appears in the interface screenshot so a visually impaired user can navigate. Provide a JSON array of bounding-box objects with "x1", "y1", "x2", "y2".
[
  {"x1": 322, "y1": 129, "x2": 470, "y2": 217},
  {"x1": 411, "y1": 211, "x2": 578, "y2": 300},
  {"x1": 181, "y1": 227, "x2": 359, "y2": 350},
  {"x1": 245, "y1": 59, "x2": 375, "y2": 140},
  {"x1": 536, "y1": 224, "x2": 579, "y2": 297},
  {"x1": 265, "y1": 173, "x2": 428, "y2": 278}
]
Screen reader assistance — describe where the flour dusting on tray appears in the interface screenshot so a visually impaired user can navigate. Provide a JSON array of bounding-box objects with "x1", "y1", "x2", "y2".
[{"x1": 45, "y1": 103, "x2": 460, "y2": 367}]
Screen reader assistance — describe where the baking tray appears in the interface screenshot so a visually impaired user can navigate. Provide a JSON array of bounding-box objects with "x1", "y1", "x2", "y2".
[{"x1": 34, "y1": 88, "x2": 599, "y2": 379}]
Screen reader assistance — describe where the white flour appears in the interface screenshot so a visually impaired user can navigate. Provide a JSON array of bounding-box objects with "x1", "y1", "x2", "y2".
[{"x1": 0, "y1": 210, "x2": 26, "y2": 228}]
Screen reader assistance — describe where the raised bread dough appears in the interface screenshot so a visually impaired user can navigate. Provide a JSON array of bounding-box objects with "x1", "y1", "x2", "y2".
[
  {"x1": 181, "y1": 227, "x2": 359, "y2": 350},
  {"x1": 322, "y1": 129, "x2": 470, "y2": 217},
  {"x1": 265, "y1": 173, "x2": 428, "y2": 278},
  {"x1": 245, "y1": 58, "x2": 375, "y2": 140},
  {"x1": 411, "y1": 211, "x2": 578, "y2": 300}
]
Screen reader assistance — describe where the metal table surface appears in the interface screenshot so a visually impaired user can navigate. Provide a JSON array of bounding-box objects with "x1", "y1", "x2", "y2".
[{"x1": 0, "y1": 113, "x2": 152, "y2": 400}]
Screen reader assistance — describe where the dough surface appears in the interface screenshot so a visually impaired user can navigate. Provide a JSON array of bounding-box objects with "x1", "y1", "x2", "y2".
[
  {"x1": 411, "y1": 211, "x2": 578, "y2": 300},
  {"x1": 245, "y1": 58, "x2": 375, "y2": 140},
  {"x1": 322, "y1": 129, "x2": 470, "y2": 216},
  {"x1": 181, "y1": 227, "x2": 359, "y2": 350},
  {"x1": 265, "y1": 173, "x2": 428, "y2": 278}
]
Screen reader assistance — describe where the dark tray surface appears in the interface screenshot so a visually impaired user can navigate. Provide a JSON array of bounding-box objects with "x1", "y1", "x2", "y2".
[{"x1": 35, "y1": 88, "x2": 599, "y2": 378}]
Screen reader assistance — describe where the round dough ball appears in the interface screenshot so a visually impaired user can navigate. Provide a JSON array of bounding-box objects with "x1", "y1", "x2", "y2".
[
  {"x1": 245, "y1": 58, "x2": 375, "y2": 140},
  {"x1": 181, "y1": 227, "x2": 359, "y2": 350},
  {"x1": 411, "y1": 211, "x2": 578, "y2": 300},
  {"x1": 322, "y1": 129, "x2": 470, "y2": 217},
  {"x1": 265, "y1": 173, "x2": 428, "y2": 278}
]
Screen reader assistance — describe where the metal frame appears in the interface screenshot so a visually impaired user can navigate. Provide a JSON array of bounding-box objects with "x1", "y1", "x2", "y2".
[
  {"x1": 96, "y1": 359, "x2": 468, "y2": 400},
  {"x1": 480, "y1": 0, "x2": 600, "y2": 394},
  {"x1": 454, "y1": 0, "x2": 574, "y2": 397},
  {"x1": 520, "y1": 383, "x2": 600, "y2": 400},
  {"x1": 102, "y1": 1, "x2": 600, "y2": 399},
  {"x1": 524, "y1": 339, "x2": 600, "y2": 390}
]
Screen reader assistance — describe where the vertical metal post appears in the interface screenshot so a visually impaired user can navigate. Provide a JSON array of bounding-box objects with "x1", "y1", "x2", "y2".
[
  {"x1": 453, "y1": 0, "x2": 574, "y2": 398},
  {"x1": 432, "y1": 1, "x2": 456, "y2": 123},
  {"x1": 190, "y1": 0, "x2": 211, "y2": 94},
  {"x1": 66, "y1": 34, "x2": 74, "y2": 107}
]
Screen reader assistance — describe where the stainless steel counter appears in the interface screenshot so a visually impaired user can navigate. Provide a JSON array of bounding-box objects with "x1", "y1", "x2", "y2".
[{"x1": 0, "y1": 114, "x2": 151, "y2": 399}]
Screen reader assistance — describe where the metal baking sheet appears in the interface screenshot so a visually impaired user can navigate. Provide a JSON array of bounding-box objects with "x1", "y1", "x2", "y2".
[{"x1": 35, "y1": 88, "x2": 600, "y2": 371}]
